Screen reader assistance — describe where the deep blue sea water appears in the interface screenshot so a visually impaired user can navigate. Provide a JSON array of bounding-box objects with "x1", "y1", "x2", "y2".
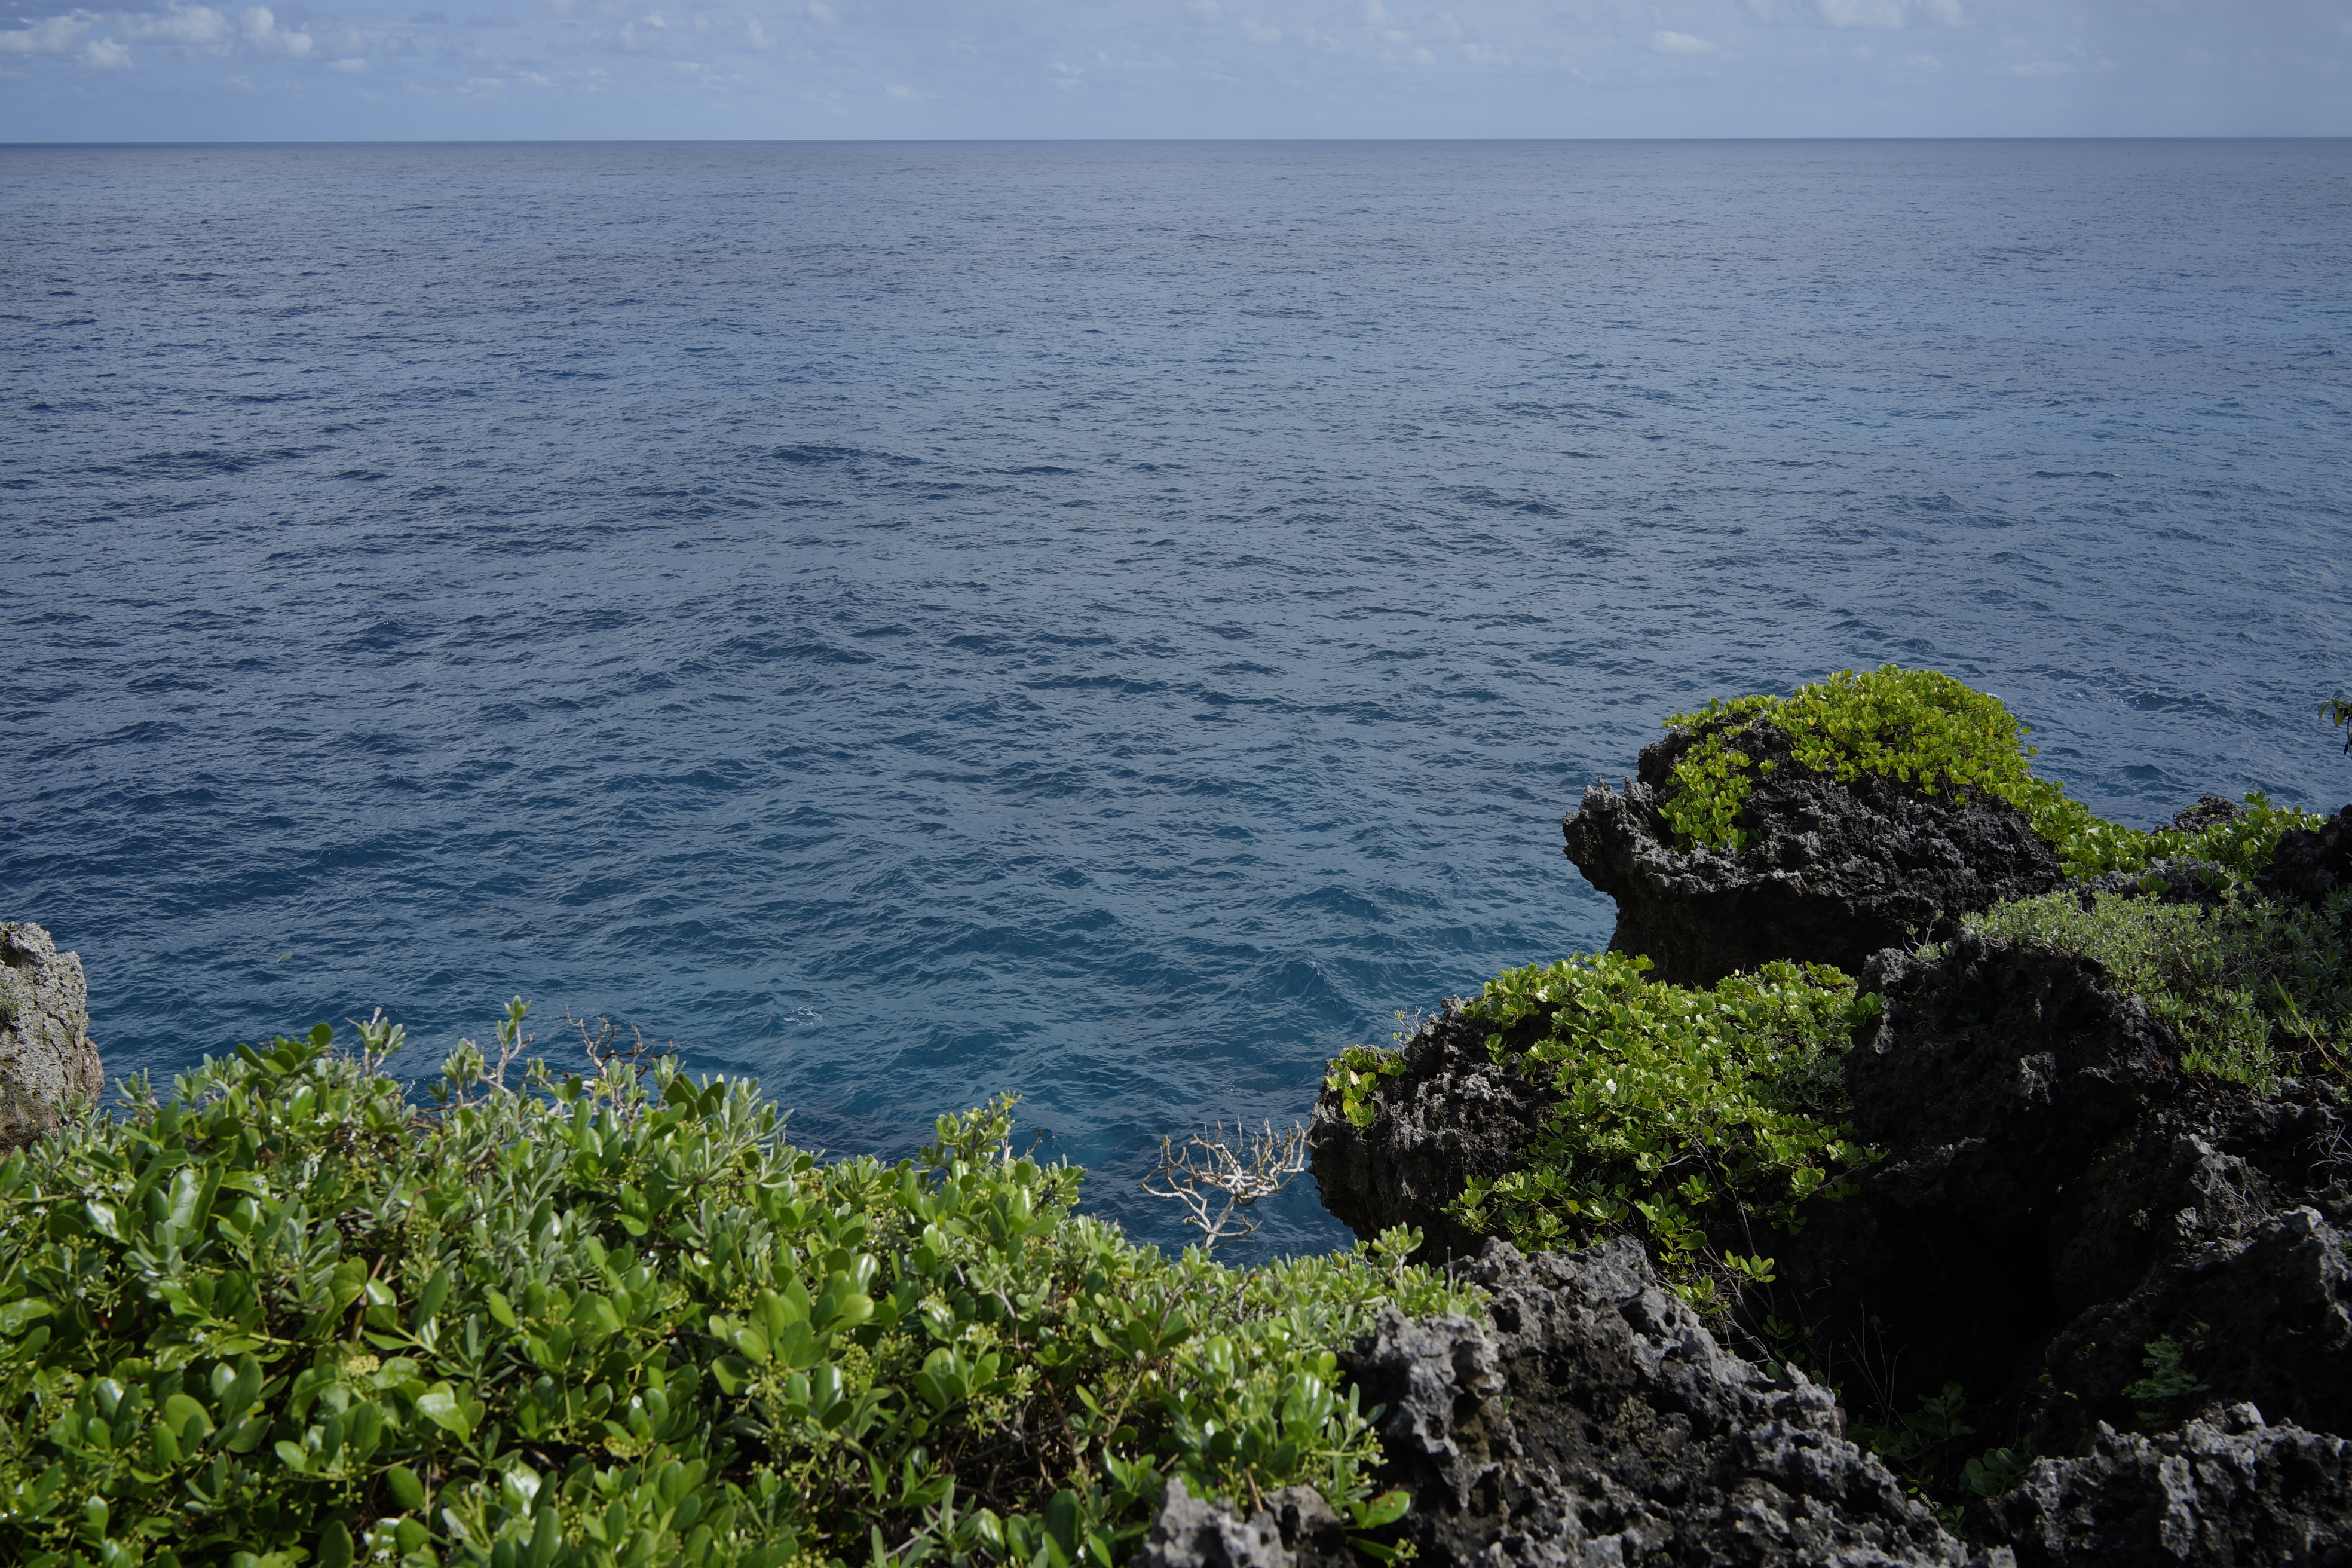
[{"x1": 4, "y1": 140, "x2": 2348, "y2": 1253}]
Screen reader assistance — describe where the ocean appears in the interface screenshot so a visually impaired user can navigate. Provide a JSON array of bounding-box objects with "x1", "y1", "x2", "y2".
[{"x1": 4, "y1": 139, "x2": 2347, "y2": 1252}]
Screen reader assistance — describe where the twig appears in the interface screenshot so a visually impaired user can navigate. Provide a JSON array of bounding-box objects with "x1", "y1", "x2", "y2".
[{"x1": 1141, "y1": 1118, "x2": 1309, "y2": 1251}]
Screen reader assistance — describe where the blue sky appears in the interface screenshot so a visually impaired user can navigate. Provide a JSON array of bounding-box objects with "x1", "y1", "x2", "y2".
[{"x1": 3, "y1": 0, "x2": 2347, "y2": 140}]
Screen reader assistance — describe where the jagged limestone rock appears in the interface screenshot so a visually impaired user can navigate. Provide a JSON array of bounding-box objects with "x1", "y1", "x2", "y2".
[
  {"x1": 0, "y1": 921, "x2": 105, "y2": 1154},
  {"x1": 1788, "y1": 936, "x2": 2352, "y2": 1456},
  {"x1": 1306, "y1": 1005, "x2": 1555, "y2": 1263},
  {"x1": 2258, "y1": 804, "x2": 2352, "y2": 911},
  {"x1": 1131, "y1": 1477, "x2": 1351, "y2": 1568},
  {"x1": 1342, "y1": 1239, "x2": 2002, "y2": 1567},
  {"x1": 1984, "y1": 1404, "x2": 2352, "y2": 1567},
  {"x1": 1562, "y1": 719, "x2": 2064, "y2": 987}
]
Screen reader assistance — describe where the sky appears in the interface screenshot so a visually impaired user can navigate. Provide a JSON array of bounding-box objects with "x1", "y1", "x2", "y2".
[{"x1": 1, "y1": 0, "x2": 2347, "y2": 142}]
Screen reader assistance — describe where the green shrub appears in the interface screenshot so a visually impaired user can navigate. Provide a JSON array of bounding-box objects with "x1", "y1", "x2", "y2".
[
  {"x1": 2121, "y1": 1325, "x2": 2211, "y2": 1432},
  {"x1": 1956, "y1": 887, "x2": 2352, "y2": 1091},
  {"x1": 0, "y1": 1010, "x2": 1476, "y2": 1568},
  {"x1": 1656, "y1": 665, "x2": 2326, "y2": 880},
  {"x1": 1445, "y1": 952, "x2": 1881, "y2": 1313}
]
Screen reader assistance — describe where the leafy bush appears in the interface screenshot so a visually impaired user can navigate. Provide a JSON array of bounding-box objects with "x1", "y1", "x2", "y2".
[
  {"x1": 1321, "y1": 1048, "x2": 1406, "y2": 1132},
  {"x1": 1445, "y1": 952, "x2": 1881, "y2": 1313},
  {"x1": 1656, "y1": 665, "x2": 2326, "y2": 879},
  {"x1": 1659, "y1": 667, "x2": 2036, "y2": 852},
  {"x1": 1956, "y1": 886, "x2": 2352, "y2": 1090},
  {"x1": 0, "y1": 1011, "x2": 1476, "y2": 1568}
]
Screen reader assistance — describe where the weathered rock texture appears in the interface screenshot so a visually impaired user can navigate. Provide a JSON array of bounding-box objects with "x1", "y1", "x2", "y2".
[
  {"x1": 1343, "y1": 1239, "x2": 1996, "y2": 1567},
  {"x1": 1307, "y1": 1007, "x2": 1556, "y2": 1264},
  {"x1": 1132, "y1": 1478, "x2": 1352, "y2": 1568},
  {"x1": 1796, "y1": 935, "x2": 2352, "y2": 1457},
  {"x1": 1984, "y1": 1405, "x2": 2352, "y2": 1567},
  {"x1": 1561, "y1": 721, "x2": 2066, "y2": 987},
  {"x1": 2258, "y1": 804, "x2": 2352, "y2": 911},
  {"x1": 0, "y1": 921, "x2": 105, "y2": 1154}
]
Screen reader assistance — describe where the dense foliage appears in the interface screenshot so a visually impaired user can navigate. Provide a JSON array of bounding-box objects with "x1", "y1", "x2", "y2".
[
  {"x1": 1957, "y1": 886, "x2": 2352, "y2": 1091},
  {"x1": 0, "y1": 1012, "x2": 1476, "y2": 1568},
  {"x1": 1656, "y1": 664, "x2": 2326, "y2": 878},
  {"x1": 1446, "y1": 952, "x2": 1881, "y2": 1315}
]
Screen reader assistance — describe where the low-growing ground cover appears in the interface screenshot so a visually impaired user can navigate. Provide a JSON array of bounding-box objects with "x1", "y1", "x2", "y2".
[
  {"x1": 0, "y1": 1011, "x2": 1472, "y2": 1568},
  {"x1": 1656, "y1": 664, "x2": 2326, "y2": 878},
  {"x1": 1955, "y1": 886, "x2": 2352, "y2": 1091}
]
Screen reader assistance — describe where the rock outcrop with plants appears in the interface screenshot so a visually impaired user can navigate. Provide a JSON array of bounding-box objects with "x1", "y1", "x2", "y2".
[{"x1": 1313, "y1": 666, "x2": 2352, "y2": 1563}]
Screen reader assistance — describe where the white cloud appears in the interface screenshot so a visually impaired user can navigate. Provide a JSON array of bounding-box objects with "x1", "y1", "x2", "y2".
[
  {"x1": 1817, "y1": 0, "x2": 1962, "y2": 26},
  {"x1": 518, "y1": 67, "x2": 552, "y2": 83},
  {"x1": 1817, "y1": 0, "x2": 1904, "y2": 26},
  {"x1": 884, "y1": 80, "x2": 917, "y2": 98},
  {"x1": 0, "y1": 11, "x2": 95, "y2": 53},
  {"x1": 2005, "y1": 59, "x2": 2069, "y2": 76},
  {"x1": 82, "y1": 33, "x2": 128, "y2": 65},
  {"x1": 328, "y1": 54, "x2": 365, "y2": 69},
  {"x1": 457, "y1": 72, "x2": 501, "y2": 91},
  {"x1": 1184, "y1": 0, "x2": 1220, "y2": 20},
  {"x1": 804, "y1": 0, "x2": 835, "y2": 21},
  {"x1": 1461, "y1": 41, "x2": 1506, "y2": 65},
  {"x1": 745, "y1": 14, "x2": 770, "y2": 48},
  {"x1": 1241, "y1": 18, "x2": 1279, "y2": 44},
  {"x1": 240, "y1": 5, "x2": 313, "y2": 55},
  {"x1": 125, "y1": 5, "x2": 232, "y2": 46},
  {"x1": 1652, "y1": 30, "x2": 1717, "y2": 52}
]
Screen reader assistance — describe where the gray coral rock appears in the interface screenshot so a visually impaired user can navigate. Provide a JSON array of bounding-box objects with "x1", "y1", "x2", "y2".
[
  {"x1": 1131, "y1": 1477, "x2": 1352, "y2": 1568},
  {"x1": 0, "y1": 921, "x2": 105, "y2": 1154},
  {"x1": 1561, "y1": 719, "x2": 2063, "y2": 987},
  {"x1": 2256, "y1": 804, "x2": 2352, "y2": 912},
  {"x1": 1984, "y1": 1405, "x2": 2352, "y2": 1567},
  {"x1": 1343, "y1": 1239, "x2": 2002, "y2": 1567},
  {"x1": 1307, "y1": 1006, "x2": 1557, "y2": 1263},
  {"x1": 1800, "y1": 935, "x2": 2352, "y2": 1454}
]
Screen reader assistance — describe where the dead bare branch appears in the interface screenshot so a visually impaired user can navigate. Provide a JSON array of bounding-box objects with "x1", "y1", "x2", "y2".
[{"x1": 1142, "y1": 1118, "x2": 1309, "y2": 1251}]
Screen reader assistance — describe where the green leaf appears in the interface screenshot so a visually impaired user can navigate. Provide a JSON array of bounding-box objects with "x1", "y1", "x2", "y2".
[
  {"x1": 386, "y1": 1465, "x2": 427, "y2": 1512},
  {"x1": 414, "y1": 1382, "x2": 474, "y2": 1439}
]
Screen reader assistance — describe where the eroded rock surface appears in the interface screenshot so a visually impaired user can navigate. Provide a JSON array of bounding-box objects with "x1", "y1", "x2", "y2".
[
  {"x1": 1307, "y1": 1006, "x2": 1556, "y2": 1263},
  {"x1": 1984, "y1": 1405, "x2": 2352, "y2": 1568},
  {"x1": 2258, "y1": 804, "x2": 2352, "y2": 911},
  {"x1": 1561, "y1": 721, "x2": 2065, "y2": 987},
  {"x1": 1132, "y1": 1478, "x2": 1352, "y2": 1568},
  {"x1": 0, "y1": 921, "x2": 105, "y2": 1154},
  {"x1": 1790, "y1": 935, "x2": 2352, "y2": 1455},
  {"x1": 1344, "y1": 1240, "x2": 1996, "y2": 1567}
]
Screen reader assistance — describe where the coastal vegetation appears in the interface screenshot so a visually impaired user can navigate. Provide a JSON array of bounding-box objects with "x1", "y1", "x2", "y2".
[
  {"x1": 1955, "y1": 885, "x2": 2352, "y2": 1091},
  {"x1": 0, "y1": 1012, "x2": 1469, "y2": 1567},
  {"x1": 1657, "y1": 663, "x2": 2326, "y2": 878},
  {"x1": 1444, "y1": 953, "x2": 1879, "y2": 1315}
]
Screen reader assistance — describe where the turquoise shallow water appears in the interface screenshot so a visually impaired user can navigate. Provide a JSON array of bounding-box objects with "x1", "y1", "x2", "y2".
[{"x1": 4, "y1": 139, "x2": 2348, "y2": 1252}]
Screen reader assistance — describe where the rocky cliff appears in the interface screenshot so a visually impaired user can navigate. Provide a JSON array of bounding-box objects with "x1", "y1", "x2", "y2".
[
  {"x1": 1310, "y1": 724, "x2": 2352, "y2": 1566},
  {"x1": 0, "y1": 921, "x2": 104, "y2": 1154}
]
